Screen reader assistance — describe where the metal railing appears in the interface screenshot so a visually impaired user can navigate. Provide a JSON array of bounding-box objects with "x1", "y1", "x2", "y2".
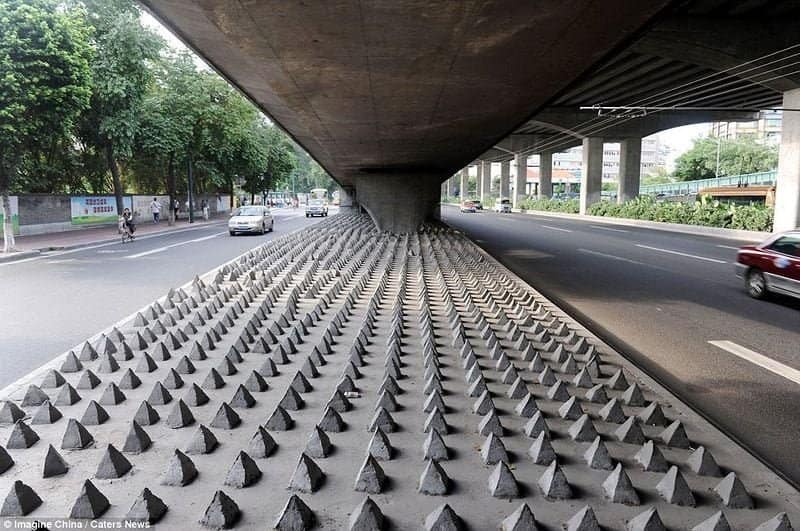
[{"x1": 639, "y1": 171, "x2": 777, "y2": 196}]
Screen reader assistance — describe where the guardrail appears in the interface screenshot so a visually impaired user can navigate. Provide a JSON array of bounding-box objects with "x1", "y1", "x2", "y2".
[{"x1": 639, "y1": 171, "x2": 777, "y2": 196}]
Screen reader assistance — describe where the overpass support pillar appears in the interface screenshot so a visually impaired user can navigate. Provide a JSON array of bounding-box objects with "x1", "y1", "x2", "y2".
[
  {"x1": 339, "y1": 185, "x2": 356, "y2": 212},
  {"x1": 513, "y1": 153, "x2": 527, "y2": 208},
  {"x1": 500, "y1": 161, "x2": 510, "y2": 199},
  {"x1": 475, "y1": 163, "x2": 483, "y2": 200},
  {"x1": 354, "y1": 174, "x2": 441, "y2": 233},
  {"x1": 580, "y1": 137, "x2": 604, "y2": 215},
  {"x1": 539, "y1": 151, "x2": 553, "y2": 199},
  {"x1": 618, "y1": 138, "x2": 642, "y2": 204},
  {"x1": 480, "y1": 161, "x2": 492, "y2": 203},
  {"x1": 775, "y1": 89, "x2": 800, "y2": 232},
  {"x1": 459, "y1": 169, "x2": 468, "y2": 199}
]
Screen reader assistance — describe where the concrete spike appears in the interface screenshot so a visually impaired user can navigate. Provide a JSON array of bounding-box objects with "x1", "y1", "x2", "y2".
[
  {"x1": 638, "y1": 402, "x2": 668, "y2": 427},
  {"x1": 424, "y1": 389, "x2": 446, "y2": 413},
  {"x1": 547, "y1": 380, "x2": 571, "y2": 402},
  {"x1": 478, "y1": 409, "x2": 503, "y2": 436},
  {"x1": 687, "y1": 446, "x2": 722, "y2": 477},
  {"x1": 354, "y1": 454, "x2": 386, "y2": 494},
  {"x1": 660, "y1": 420, "x2": 691, "y2": 449},
  {"x1": 424, "y1": 504, "x2": 463, "y2": 530},
  {"x1": 224, "y1": 450, "x2": 262, "y2": 488},
  {"x1": 424, "y1": 407, "x2": 450, "y2": 434},
  {"x1": 481, "y1": 432, "x2": 508, "y2": 465},
  {"x1": 0, "y1": 401, "x2": 26, "y2": 424},
  {"x1": 266, "y1": 405, "x2": 294, "y2": 431},
  {"x1": 54, "y1": 383, "x2": 81, "y2": 406},
  {"x1": 288, "y1": 453, "x2": 325, "y2": 493},
  {"x1": 0, "y1": 480, "x2": 41, "y2": 517},
  {"x1": 528, "y1": 431, "x2": 557, "y2": 465},
  {"x1": 626, "y1": 507, "x2": 666, "y2": 531},
  {"x1": 634, "y1": 440, "x2": 669, "y2": 473},
  {"x1": 713, "y1": 472, "x2": 754, "y2": 509},
  {"x1": 41, "y1": 369, "x2": 66, "y2": 388},
  {"x1": 691, "y1": 511, "x2": 731, "y2": 531},
  {"x1": 306, "y1": 426, "x2": 333, "y2": 458},
  {"x1": 122, "y1": 420, "x2": 152, "y2": 454},
  {"x1": 377, "y1": 390, "x2": 399, "y2": 412},
  {"x1": 538, "y1": 460, "x2": 572, "y2": 499},
  {"x1": 524, "y1": 411, "x2": 549, "y2": 439},
  {"x1": 120, "y1": 367, "x2": 143, "y2": 389},
  {"x1": 79, "y1": 341, "x2": 98, "y2": 361},
  {"x1": 61, "y1": 418, "x2": 93, "y2": 449},
  {"x1": 280, "y1": 387, "x2": 305, "y2": 411},
  {"x1": 349, "y1": 496, "x2": 384, "y2": 531},
  {"x1": 201, "y1": 368, "x2": 225, "y2": 390},
  {"x1": 31, "y1": 400, "x2": 62, "y2": 424},
  {"x1": 0, "y1": 446, "x2": 13, "y2": 474},
  {"x1": 99, "y1": 382, "x2": 126, "y2": 405},
  {"x1": 127, "y1": 488, "x2": 168, "y2": 524},
  {"x1": 368, "y1": 428, "x2": 394, "y2": 461},
  {"x1": 657, "y1": 465, "x2": 696, "y2": 506},
  {"x1": 166, "y1": 399, "x2": 195, "y2": 429},
  {"x1": 95, "y1": 443, "x2": 132, "y2": 478},
  {"x1": 231, "y1": 384, "x2": 256, "y2": 408},
  {"x1": 501, "y1": 503, "x2": 538, "y2": 531},
  {"x1": 528, "y1": 352, "x2": 546, "y2": 373},
  {"x1": 97, "y1": 352, "x2": 120, "y2": 374},
  {"x1": 248, "y1": 426, "x2": 276, "y2": 458},
  {"x1": 489, "y1": 461, "x2": 519, "y2": 499},
  {"x1": 559, "y1": 396, "x2": 584, "y2": 421},
  {"x1": 42, "y1": 444, "x2": 68, "y2": 478},
  {"x1": 21, "y1": 384, "x2": 49, "y2": 407},
  {"x1": 569, "y1": 414, "x2": 599, "y2": 442},
  {"x1": 291, "y1": 371, "x2": 313, "y2": 393},
  {"x1": 585, "y1": 383, "x2": 609, "y2": 404},
  {"x1": 573, "y1": 368, "x2": 594, "y2": 388},
  {"x1": 418, "y1": 459, "x2": 451, "y2": 495},
  {"x1": 584, "y1": 436, "x2": 614, "y2": 470},
  {"x1": 70, "y1": 479, "x2": 110, "y2": 519},
  {"x1": 80, "y1": 401, "x2": 109, "y2": 426},
  {"x1": 319, "y1": 406, "x2": 346, "y2": 432},
  {"x1": 515, "y1": 393, "x2": 538, "y2": 418},
  {"x1": 134, "y1": 400, "x2": 160, "y2": 426},
  {"x1": 622, "y1": 383, "x2": 648, "y2": 407},
  {"x1": 259, "y1": 357, "x2": 280, "y2": 377},
  {"x1": 566, "y1": 506, "x2": 601, "y2": 531},
  {"x1": 186, "y1": 424, "x2": 219, "y2": 455},
  {"x1": 754, "y1": 513, "x2": 794, "y2": 531},
  {"x1": 245, "y1": 371, "x2": 269, "y2": 392},
  {"x1": 608, "y1": 369, "x2": 629, "y2": 391},
  {"x1": 615, "y1": 417, "x2": 646, "y2": 445},
  {"x1": 507, "y1": 376, "x2": 528, "y2": 399},
  {"x1": 602, "y1": 463, "x2": 640, "y2": 505},
  {"x1": 599, "y1": 398, "x2": 627, "y2": 424},
  {"x1": 7, "y1": 420, "x2": 39, "y2": 449},
  {"x1": 211, "y1": 402, "x2": 241, "y2": 429},
  {"x1": 200, "y1": 490, "x2": 240, "y2": 529},
  {"x1": 276, "y1": 494, "x2": 316, "y2": 531},
  {"x1": 538, "y1": 366, "x2": 557, "y2": 386}
]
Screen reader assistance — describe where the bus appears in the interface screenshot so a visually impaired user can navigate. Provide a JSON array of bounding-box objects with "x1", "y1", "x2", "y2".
[{"x1": 310, "y1": 188, "x2": 329, "y2": 204}]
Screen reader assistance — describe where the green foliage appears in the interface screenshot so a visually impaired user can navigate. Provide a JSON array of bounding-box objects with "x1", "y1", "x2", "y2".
[
  {"x1": 673, "y1": 136, "x2": 778, "y2": 182},
  {"x1": 642, "y1": 166, "x2": 672, "y2": 185},
  {"x1": 587, "y1": 196, "x2": 773, "y2": 232},
  {"x1": 518, "y1": 198, "x2": 580, "y2": 214}
]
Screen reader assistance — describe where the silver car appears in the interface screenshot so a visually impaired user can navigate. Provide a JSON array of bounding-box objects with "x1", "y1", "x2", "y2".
[
  {"x1": 306, "y1": 199, "x2": 328, "y2": 217},
  {"x1": 228, "y1": 205, "x2": 274, "y2": 235}
]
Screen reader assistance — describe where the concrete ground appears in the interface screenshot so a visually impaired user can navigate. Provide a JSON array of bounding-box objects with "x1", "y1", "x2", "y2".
[
  {"x1": 441, "y1": 204, "x2": 800, "y2": 488},
  {"x1": 0, "y1": 212, "x2": 797, "y2": 529}
]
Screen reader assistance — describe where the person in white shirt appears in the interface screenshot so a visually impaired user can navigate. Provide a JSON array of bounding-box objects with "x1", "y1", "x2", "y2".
[{"x1": 150, "y1": 198, "x2": 162, "y2": 224}]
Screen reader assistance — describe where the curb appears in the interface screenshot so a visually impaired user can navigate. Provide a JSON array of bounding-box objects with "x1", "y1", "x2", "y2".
[{"x1": 0, "y1": 249, "x2": 40, "y2": 263}]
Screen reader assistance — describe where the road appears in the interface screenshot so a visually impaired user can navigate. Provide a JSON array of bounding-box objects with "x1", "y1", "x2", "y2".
[
  {"x1": 441, "y1": 205, "x2": 800, "y2": 487},
  {"x1": 0, "y1": 208, "x2": 325, "y2": 389}
]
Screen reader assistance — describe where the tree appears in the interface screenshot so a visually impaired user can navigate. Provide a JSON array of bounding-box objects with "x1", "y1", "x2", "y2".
[
  {"x1": 80, "y1": 5, "x2": 162, "y2": 212},
  {"x1": 0, "y1": 0, "x2": 93, "y2": 251},
  {"x1": 642, "y1": 167, "x2": 673, "y2": 186},
  {"x1": 673, "y1": 136, "x2": 779, "y2": 182}
]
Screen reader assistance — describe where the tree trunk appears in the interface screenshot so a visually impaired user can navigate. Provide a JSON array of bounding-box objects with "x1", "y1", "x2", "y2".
[
  {"x1": 1, "y1": 189, "x2": 15, "y2": 253},
  {"x1": 229, "y1": 179, "x2": 235, "y2": 209},
  {"x1": 167, "y1": 153, "x2": 176, "y2": 226},
  {"x1": 105, "y1": 143, "x2": 124, "y2": 215}
]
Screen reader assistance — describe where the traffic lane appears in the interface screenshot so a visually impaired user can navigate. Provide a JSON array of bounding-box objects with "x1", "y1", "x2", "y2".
[
  {"x1": 444, "y1": 209, "x2": 800, "y2": 485},
  {"x1": 0, "y1": 210, "x2": 322, "y2": 388}
]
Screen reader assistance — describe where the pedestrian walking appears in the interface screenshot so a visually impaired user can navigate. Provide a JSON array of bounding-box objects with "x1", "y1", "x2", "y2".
[
  {"x1": 201, "y1": 199, "x2": 209, "y2": 221},
  {"x1": 173, "y1": 199, "x2": 180, "y2": 221},
  {"x1": 150, "y1": 197, "x2": 162, "y2": 224}
]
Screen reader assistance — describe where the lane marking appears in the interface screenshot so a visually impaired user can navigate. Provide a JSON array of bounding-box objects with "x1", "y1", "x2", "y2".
[
  {"x1": 541, "y1": 225, "x2": 572, "y2": 233},
  {"x1": 716, "y1": 244, "x2": 740, "y2": 250},
  {"x1": 709, "y1": 340, "x2": 800, "y2": 386},
  {"x1": 590, "y1": 225, "x2": 629, "y2": 233},
  {"x1": 635, "y1": 244, "x2": 727, "y2": 264},
  {"x1": 577, "y1": 248, "x2": 647, "y2": 266},
  {"x1": 126, "y1": 231, "x2": 227, "y2": 259}
]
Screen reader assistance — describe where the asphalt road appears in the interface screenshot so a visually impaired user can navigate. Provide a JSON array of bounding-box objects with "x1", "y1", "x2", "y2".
[
  {"x1": 441, "y1": 205, "x2": 800, "y2": 487},
  {"x1": 0, "y1": 208, "x2": 325, "y2": 390}
]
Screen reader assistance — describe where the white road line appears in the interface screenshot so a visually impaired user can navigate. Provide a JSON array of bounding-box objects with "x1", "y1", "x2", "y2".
[
  {"x1": 716, "y1": 244, "x2": 741, "y2": 250},
  {"x1": 635, "y1": 244, "x2": 727, "y2": 264},
  {"x1": 541, "y1": 225, "x2": 572, "y2": 233},
  {"x1": 126, "y1": 231, "x2": 227, "y2": 259},
  {"x1": 577, "y1": 248, "x2": 647, "y2": 266},
  {"x1": 709, "y1": 340, "x2": 800, "y2": 386},
  {"x1": 589, "y1": 225, "x2": 629, "y2": 233}
]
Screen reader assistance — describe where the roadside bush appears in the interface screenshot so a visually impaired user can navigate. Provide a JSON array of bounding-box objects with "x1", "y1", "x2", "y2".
[
  {"x1": 586, "y1": 196, "x2": 773, "y2": 232},
  {"x1": 518, "y1": 198, "x2": 580, "y2": 214}
]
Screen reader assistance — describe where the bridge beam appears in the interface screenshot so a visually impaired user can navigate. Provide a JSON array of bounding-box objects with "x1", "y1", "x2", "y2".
[
  {"x1": 775, "y1": 89, "x2": 800, "y2": 232},
  {"x1": 618, "y1": 138, "x2": 642, "y2": 204},
  {"x1": 580, "y1": 138, "x2": 604, "y2": 214}
]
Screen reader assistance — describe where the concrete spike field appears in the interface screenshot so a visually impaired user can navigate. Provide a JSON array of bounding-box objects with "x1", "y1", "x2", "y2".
[{"x1": 0, "y1": 214, "x2": 798, "y2": 529}]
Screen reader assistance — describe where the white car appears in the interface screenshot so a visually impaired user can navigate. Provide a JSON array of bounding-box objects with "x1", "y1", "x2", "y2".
[
  {"x1": 306, "y1": 199, "x2": 328, "y2": 217},
  {"x1": 493, "y1": 198, "x2": 512, "y2": 213},
  {"x1": 228, "y1": 205, "x2": 274, "y2": 235}
]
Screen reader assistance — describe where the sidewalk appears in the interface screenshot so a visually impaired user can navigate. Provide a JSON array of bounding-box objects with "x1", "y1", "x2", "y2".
[{"x1": 0, "y1": 216, "x2": 225, "y2": 263}]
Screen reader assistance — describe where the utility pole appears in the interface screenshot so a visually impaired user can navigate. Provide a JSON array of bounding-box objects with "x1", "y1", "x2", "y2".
[
  {"x1": 187, "y1": 153, "x2": 195, "y2": 224},
  {"x1": 715, "y1": 135, "x2": 722, "y2": 179}
]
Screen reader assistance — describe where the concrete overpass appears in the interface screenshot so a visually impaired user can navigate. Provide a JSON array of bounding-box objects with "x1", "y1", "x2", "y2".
[{"x1": 141, "y1": 0, "x2": 800, "y2": 232}]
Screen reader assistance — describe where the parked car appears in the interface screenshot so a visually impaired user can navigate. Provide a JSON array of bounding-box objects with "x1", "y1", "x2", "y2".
[
  {"x1": 306, "y1": 199, "x2": 328, "y2": 217},
  {"x1": 460, "y1": 201, "x2": 476, "y2": 213},
  {"x1": 735, "y1": 230, "x2": 800, "y2": 300},
  {"x1": 472, "y1": 199, "x2": 483, "y2": 210},
  {"x1": 493, "y1": 198, "x2": 511, "y2": 213},
  {"x1": 228, "y1": 205, "x2": 273, "y2": 235}
]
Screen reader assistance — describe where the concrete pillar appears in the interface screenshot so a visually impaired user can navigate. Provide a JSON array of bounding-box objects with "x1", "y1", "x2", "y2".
[
  {"x1": 775, "y1": 89, "x2": 800, "y2": 232},
  {"x1": 618, "y1": 138, "x2": 642, "y2": 204},
  {"x1": 475, "y1": 163, "x2": 483, "y2": 199},
  {"x1": 580, "y1": 137, "x2": 604, "y2": 214},
  {"x1": 354, "y1": 174, "x2": 441, "y2": 233},
  {"x1": 459, "y1": 169, "x2": 468, "y2": 200},
  {"x1": 480, "y1": 160, "x2": 492, "y2": 203},
  {"x1": 339, "y1": 186, "x2": 356, "y2": 212},
  {"x1": 500, "y1": 161, "x2": 510, "y2": 198},
  {"x1": 538, "y1": 151, "x2": 553, "y2": 199},
  {"x1": 513, "y1": 153, "x2": 527, "y2": 208}
]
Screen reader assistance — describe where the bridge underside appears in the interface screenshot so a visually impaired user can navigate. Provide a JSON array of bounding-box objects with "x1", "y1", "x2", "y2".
[{"x1": 140, "y1": 1, "x2": 672, "y2": 232}]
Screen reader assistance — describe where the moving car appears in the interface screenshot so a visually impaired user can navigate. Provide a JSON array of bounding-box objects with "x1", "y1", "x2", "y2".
[
  {"x1": 306, "y1": 199, "x2": 328, "y2": 217},
  {"x1": 460, "y1": 201, "x2": 476, "y2": 213},
  {"x1": 493, "y1": 198, "x2": 511, "y2": 213},
  {"x1": 735, "y1": 230, "x2": 800, "y2": 300},
  {"x1": 228, "y1": 205, "x2": 273, "y2": 235},
  {"x1": 472, "y1": 199, "x2": 483, "y2": 210}
]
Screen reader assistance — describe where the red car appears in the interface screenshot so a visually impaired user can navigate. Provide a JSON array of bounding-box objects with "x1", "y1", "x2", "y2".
[{"x1": 736, "y1": 230, "x2": 800, "y2": 300}]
